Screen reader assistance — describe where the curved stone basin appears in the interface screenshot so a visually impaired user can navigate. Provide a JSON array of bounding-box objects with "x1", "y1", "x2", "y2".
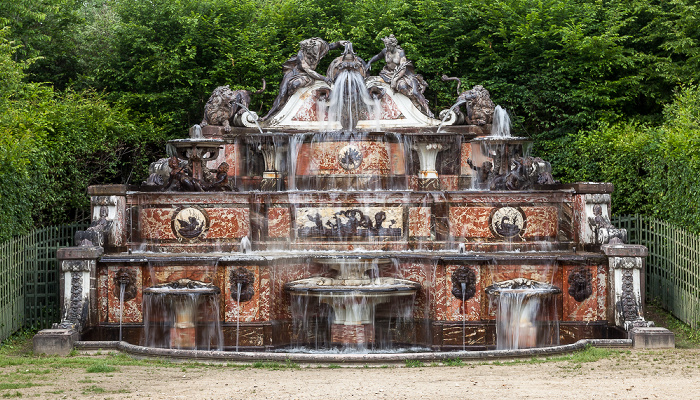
[
  {"x1": 285, "y1": 257, "x2": 421, "y2": 346},
  {"x1": 485, "y1": 277, "x2": 561, "y2": 297},
  {"x1": 284, "y1": 276, "x2": 421, "y2": 297},
  {"x1": 142, "y1": 279, "x2": 222, "y2": 350},
  {"x1": 485, "y1": 278, "x2": 561, "y2": 350}
]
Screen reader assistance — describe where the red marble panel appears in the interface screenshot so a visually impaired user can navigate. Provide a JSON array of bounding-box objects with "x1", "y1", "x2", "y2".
[
  {"x1": 573, "y1": 194, "x2": 586, "y2": 243},
  {"x1": 204, "y1": 143, "x2": 240, "y2": 176},
  {"x1": 97, "y1": 268, "x2": 109, "y2": 322},
  {"x1": 596, "y1": 264, "x2": 608, "y2": 320},
  {"x1": 207, "y1": 208, "x2": 249, "y2": 239},
  {"x1": 460, "y1": 143, "x2": 473, "y2": 176},
  {"x1": 269, "y1": 262, "x2": 322, "y2": 320},
  {"x1": 562, "y1": 265, "x2": 600, "y2": 322},
  {"x1": 398, "y1": 262, "x2": 433, "y2": 319},
  {"x1": 449, "y1": 207, "x2": 493, "y2": 238},
  {"x1": 296, "y1": 142, "x2": 391, "y2": 175},
  {"x1": 409, "y1": 207, "x2": 431, "y2": 237},
  {"x1": 445, "y1": 265, "x2": 482, "y2": 321},
  {"x1": 224, "y1": 266, "x2": 260, "y2": 322},
  {"x1": 331, "y1": 324, "x2": 374, "y2": 344},
  {"x1": 223, "y1": 143, "x2": 242, "y2": 176},
  {"x1": 107, "y1": 266, "x2": 143, "y2": 323},
  {"x1": 291, "y1": 93, "x2": 320, "y2": 121},
  {"x1": 388, "y1": 143, "x2": 406, "y2": 174},
  {"x1": 258, "y1": 266, "x2": 272, "y2": 321},
  {"x1": 435, "y1": 176, "x2": 454, "y2": 191},
  {"x1": 522, "y1": 206, "x2": 558, "y2": 238},
  {"x1": 139, "y1": 208, "x2": 176, "y2": 240},
  {"x1": 379, "y1": 94, "x2": 404, "y2": 120},
  {"x1": 268, "y1": 207, "x2": 291, "y2": 238},
  {"x1": 433, "y1": 261, "x2": 447, "y2": 321}
]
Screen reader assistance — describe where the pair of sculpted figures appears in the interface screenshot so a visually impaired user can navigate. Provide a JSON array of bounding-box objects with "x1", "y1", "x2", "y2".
[{"x1": 263, "y1": 34, "x2": 433, "y2": 119}]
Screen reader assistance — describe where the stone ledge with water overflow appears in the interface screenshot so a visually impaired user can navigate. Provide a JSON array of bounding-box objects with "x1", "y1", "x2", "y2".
[{"x1": 38, "y1": 35, "x2": 673, "y2": 358}]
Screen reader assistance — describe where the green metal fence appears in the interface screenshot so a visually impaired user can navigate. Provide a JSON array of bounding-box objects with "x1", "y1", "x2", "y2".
[
  {"x1": 0, "y1": 223, "x2": 87, "y2": 342},
  {"x1": 614, "y1": 214, "x2": 700, "y2": 329}
]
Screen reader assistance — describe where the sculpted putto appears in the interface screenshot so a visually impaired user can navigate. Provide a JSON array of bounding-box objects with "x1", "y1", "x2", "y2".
[
  {"x1": 201, "y1": 81, "x2": 265, "y2": 132},
  {"x1": 367, "y1": 34, "x2": 433, "y2": 117},
  {"x1": 263, "y1": 37, "x2": 346, "y2": 120}
]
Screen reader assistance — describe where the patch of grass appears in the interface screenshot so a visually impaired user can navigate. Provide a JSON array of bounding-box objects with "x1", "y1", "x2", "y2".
[
  {"x1": 15, "y1": 369, "x2": 50, "y2": 375},
  {"x1": 0, "y1": 383, "x2": 36, "y2": 390},
  {"x1": 442, "y1": 358, "x2": 464, "y2": 367},
  {"x1": 77, "y1": 378, "x2": 96, "y2": 384},
  {"x1": 44, "y1": 390, "x2": 64, "y2": 395},
  {"x1": 250, "y1": 359, "x2": 299, "y2": 370},
  {"x1": 1, "y1": 391, "x2": 22, "y2": 398},
  {"x1": 86, "y1": 363, "x2": 118, "y2": 373},
  {"x1": 479, "y1": 345, "x2": 619, "y2": 368},
  {"x1": 82, "y1": 385, "x2": 106, "y2": 394},
  {"x1": 646, "y1": 302, "x2": 700, "y2": 348},
  {"x1": 327, "y1": 364, "x2": 341, "y2": 369},
  {"x1": 0, "y1": 331, "x2": 35, "y2": 357},
  {"x1": 404, "y1": 359, "x2": 424, "y2": 368}
]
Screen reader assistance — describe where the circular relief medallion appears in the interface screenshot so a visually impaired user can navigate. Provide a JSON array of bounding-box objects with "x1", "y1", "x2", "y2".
[
  {"x1": 338, "y1": 144, "x2": 363, "y2": 171},
  {"x1": 489, "y1": 207, "x2": 526, "y2": 238},
  {"x1": 171, "y1": 207, "x2": 209, "y2": 241}
]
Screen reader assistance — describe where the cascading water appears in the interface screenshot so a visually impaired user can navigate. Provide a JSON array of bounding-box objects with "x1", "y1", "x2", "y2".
[
  {"x1": 235, "y1": 282, "x2": 242, "y2": 351},
  {"x1": 486, "y1": 278, "x2": 561, "y2": 350},
  {"x1": 142, "y1": 279, "x2": 223, "y2": 350},
  {"x1": 461, "y1": 282, "x2": 466, "y2": 351},
  {"x1": 119, "y1": 283, "x2": 126, "y2": 342},
  {"x1": 327, "y1": 70, "x2": 376, "y2": 131},
  {"x1": 491, "y1": 105, "x2": 511, "y2": 138},
  {"x1": 285, "y1": 257, "x2": 421, "y2": 351},
  {"x1": 326, "y1": 42, "x2": 376, "y2": 131}
]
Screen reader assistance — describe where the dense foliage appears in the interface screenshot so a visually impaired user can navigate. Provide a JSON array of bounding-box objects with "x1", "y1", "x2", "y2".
[
  {"x1": 0, "y1": 0, "x2": 699, "y2": 238},
  {"x1": 0, "y1": 29, "x2": 163, "y2": 241}
]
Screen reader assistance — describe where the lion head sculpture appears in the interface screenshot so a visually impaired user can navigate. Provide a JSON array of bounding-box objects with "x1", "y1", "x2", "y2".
[
  {"x1": 113, "y1": 268, "x2": 138, "y2": 302},
  {"x1": 457, "y1": 85, "x2": 495, "y2": 126},
  {"x1": 201, "y1": 81, "x2": 265, "y2": 132}
]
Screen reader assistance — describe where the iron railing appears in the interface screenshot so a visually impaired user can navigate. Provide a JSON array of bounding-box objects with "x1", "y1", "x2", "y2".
[
  {"x1": 0, "y1": 223, "x2": 87, "y2": 342},
  {"x1": 614, "y1": 214, "x2": 700, "y2": 329}
]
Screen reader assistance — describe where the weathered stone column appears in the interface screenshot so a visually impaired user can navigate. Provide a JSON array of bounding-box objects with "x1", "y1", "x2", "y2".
[
  {"x1": 603, "y1": 244, "x2": 649, "y2": 330},
  {"x1": 33, "y1": 245, "x2": 102, "y2": 355},
  {"x1": 603, "y1": 244, "x2": 675, "y2": 348},
  {"x1": 55, "y1": 246, "x2": 103, "y2": 331}
]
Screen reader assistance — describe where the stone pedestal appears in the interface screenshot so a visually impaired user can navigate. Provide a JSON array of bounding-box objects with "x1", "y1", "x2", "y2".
[
  {"x1": 32, "y1": 328, "x2": 79, "y2": 356},
  {"x1": 630, "y1": 327, "x2": 675, "y2": 349},
  {"x1": 55, "y1": 245, "x2": 103, "y2": 332},
  {"x1": 602, "y1": 244, "x2": 653, "y2": 330}
]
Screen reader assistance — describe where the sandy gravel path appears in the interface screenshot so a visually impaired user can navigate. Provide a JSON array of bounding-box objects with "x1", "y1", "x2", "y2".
[{"x1": 3, "y1": 348, "x2": 699, "y2": 399}]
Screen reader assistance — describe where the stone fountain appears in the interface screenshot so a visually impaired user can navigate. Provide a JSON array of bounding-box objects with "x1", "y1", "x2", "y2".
[{"x1": 41, "y1": 35, "x2": 674, "y2": 357}]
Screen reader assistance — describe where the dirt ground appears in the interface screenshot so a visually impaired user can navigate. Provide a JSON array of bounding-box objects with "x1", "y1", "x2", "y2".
[{"x1": 2, "y1": 347, "x2": 699, "y2": 400}]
